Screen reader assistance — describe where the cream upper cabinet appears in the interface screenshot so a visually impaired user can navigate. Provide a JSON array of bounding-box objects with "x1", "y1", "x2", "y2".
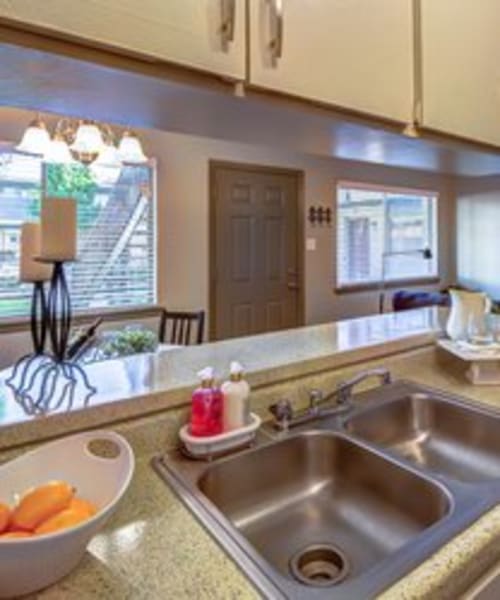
[
  {"x1": 421, "y1": 0, "x2": 500, "y2": 146},
  {"x1": 0, "y1": 0, "x2": 246, "y2": 80},
  {"x1": 248, "y1": 0, "x2": 414, "y2": 123}
]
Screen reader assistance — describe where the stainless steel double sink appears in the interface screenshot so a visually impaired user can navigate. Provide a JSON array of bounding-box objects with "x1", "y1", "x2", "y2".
[{"x1": 153, "y1": 380, "x2": 500, "y2": 599}]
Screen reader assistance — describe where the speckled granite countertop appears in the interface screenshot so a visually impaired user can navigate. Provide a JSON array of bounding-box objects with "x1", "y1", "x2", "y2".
[
  {"x1": 8, "y1": 344, "x2": 498, "y2": 600},
  {"x1": 26, "y1": 454, "x2": 261, "y2": 600},
  {"x1": 0, "y1": 307, "x2": 440, "y2": 449}
]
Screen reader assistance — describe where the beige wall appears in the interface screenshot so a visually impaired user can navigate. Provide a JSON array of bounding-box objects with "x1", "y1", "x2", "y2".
[
  {"x1": 144, "y1": 127, "x2": 456, "y2": 327},
  {"x1": 0, "y1": 107, "x2": 456, "y2": 367}
]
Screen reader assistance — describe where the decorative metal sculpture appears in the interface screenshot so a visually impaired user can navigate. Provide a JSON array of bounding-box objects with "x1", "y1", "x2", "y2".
[
  {"x1": 31, "y1": 280, "x2": 48, "y2": 354},
  {"x1": 308, "y1": 205, "x2": 332, "y2": 226},
  {"x1": 6, "y1": 261, "x2": 96, "y2": 414}
]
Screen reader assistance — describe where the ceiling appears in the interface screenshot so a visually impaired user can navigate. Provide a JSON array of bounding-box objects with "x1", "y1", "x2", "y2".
[{"x1": 1, "y1": 42, "x2": 500, "y2": 177}]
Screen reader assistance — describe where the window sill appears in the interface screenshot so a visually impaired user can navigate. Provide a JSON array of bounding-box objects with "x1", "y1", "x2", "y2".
[
  {"x1": 335, "y1": 276, "x2": 441, "y2": 295},
  {"x1": 0, "y1": 305, "x2": 163, "y2": 335}
]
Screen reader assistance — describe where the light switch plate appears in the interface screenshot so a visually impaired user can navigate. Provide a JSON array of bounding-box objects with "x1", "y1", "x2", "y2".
[{"x1": 306, "y1": 238, "x2": 317, "y2": 251}]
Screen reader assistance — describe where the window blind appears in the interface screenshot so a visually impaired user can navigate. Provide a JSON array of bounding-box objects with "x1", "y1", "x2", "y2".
[
  {"x1": 0, "y1": 152, "x2": 156, "y2": 319},
  {"x1": 336, "y1": 184, "x2": 438, "y2": 288}
]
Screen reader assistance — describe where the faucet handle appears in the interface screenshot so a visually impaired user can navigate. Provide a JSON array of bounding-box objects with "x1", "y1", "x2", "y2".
[
  {"x1": 380, "y1": 369, "x2": 392, "y2": 385},
  {"x1": 308, "y1": 388, "x2": 324, "y2": 409},
  {"x1": 269, "y1": 398, "x2": 293, "y2": 431}
]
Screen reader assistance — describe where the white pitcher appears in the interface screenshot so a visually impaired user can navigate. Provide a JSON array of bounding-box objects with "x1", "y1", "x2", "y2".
[{"x1": 446, "y1": 289, "x2": 492, "y2": 341}]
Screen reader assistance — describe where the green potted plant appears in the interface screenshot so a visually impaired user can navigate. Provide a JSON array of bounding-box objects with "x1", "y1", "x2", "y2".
[{"x1": 101, "y1": 326, "x2": 158, "y2": 358}]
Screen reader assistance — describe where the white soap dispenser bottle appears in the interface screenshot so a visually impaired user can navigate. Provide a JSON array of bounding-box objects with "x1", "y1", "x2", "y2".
[{"x1": 222, "y1": 361, "x2": 250, "y2": 431}]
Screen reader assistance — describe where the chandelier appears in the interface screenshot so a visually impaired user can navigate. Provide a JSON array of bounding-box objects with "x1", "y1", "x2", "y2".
[{"x1": 16, "y1": 114, "x2": 148, "y2": 183}]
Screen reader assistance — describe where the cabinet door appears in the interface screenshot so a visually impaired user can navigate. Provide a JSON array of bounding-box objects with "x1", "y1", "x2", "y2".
[
  {"x1": 248, "y1": 0, "x2": 414, "y2": 123},
  {"x1": 421, "y1": 0, "x2": 500, "y2": 147},
  {"x1": 0, "y1": 0, "x2": 246, "y2": 80},
  {"x1": 464, "y1": 560, "x2": 500, "y2": 599}
]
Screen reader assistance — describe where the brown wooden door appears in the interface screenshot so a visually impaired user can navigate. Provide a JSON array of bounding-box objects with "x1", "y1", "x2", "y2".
[{"x1": 211, "y1": 165, "x2": 301, "y2": 340}]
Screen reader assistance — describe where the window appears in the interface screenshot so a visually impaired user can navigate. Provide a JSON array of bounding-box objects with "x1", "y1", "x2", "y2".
[
  {"x1": 0, "y1": 151, "x2": 156, "y2": 319},
  {"x1": 336, "y1": 182, "x2": 438, "y2": 288}
]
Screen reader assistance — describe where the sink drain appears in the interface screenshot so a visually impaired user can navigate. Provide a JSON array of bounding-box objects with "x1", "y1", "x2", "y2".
[{"x1": 289, "y1": 543, "x2": 350, "y2": 587}]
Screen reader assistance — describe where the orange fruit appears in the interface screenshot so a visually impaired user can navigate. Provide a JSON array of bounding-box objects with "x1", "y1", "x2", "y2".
[
  {"x1": 12, "y1": 481, "x2": 74, "y2": 531},
  {"x1": 0, "y1": 503, "x2": 11, "y2": 533},
  {"x1": 0, "y1": 531, "x2": 32, "y2": 540},
  {"x1": 35, "y1": 506, "x2": 90, "y2": 536},
  {"x1": 6, "y1": 521, "x2": 33, "y2": 533},
  {"x1": 70, "y1": 497, "x2": 97, "y2": 517}
]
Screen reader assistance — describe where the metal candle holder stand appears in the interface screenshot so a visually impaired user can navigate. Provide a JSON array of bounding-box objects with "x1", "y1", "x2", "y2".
[
  {"x1": 31, "y1": 280, "x2": 47, "y2": 354},
  {"x1": 6, "y1": 260, "x2": 97, "y2": 414}
]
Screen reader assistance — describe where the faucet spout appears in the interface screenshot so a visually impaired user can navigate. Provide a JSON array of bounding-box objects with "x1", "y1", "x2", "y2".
[
  {"x1": 268, "y1": 368, "x2": 392, "y2": 431},
  {"x1": 333, "y1": 368, "x2": 392, "y2": 406}
]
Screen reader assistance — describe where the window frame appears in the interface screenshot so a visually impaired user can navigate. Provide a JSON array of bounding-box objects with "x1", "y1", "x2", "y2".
[
  {"x1": 0, "y1": 151, "x2": 159, "y2": 325},
  {"x1": 334, "y1": 180, "x2": 440, "y2": 293}
]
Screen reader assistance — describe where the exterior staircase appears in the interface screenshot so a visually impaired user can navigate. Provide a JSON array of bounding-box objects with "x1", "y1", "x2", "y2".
[{"x1": 69, "y1": 169, "x2": 151, "y2": 309}]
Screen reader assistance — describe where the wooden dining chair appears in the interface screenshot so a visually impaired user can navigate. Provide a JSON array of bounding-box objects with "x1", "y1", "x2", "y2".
[{"x1": 158, "y1": 310, "x2": 205, "y2": 345}]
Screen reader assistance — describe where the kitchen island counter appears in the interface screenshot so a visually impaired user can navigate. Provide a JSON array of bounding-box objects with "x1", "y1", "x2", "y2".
[
  {"x1": 0, "y1": 308, "x2": 439, "y2": 449},
  {"x1": 9, "y1": 343, "x2": 499, "y2": 600}
]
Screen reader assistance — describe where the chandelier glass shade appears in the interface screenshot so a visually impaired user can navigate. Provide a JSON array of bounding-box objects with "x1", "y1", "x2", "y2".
[
  {"x1": 117, "y1": 130, "x2": 148, "y2": 164},
  {"x1": 44, "y1": 134, "x2": 75, "y2": 164},
  {"x1": 70, "y1": 121, "x2": 104, "y2": 160},
  {"x1": 16, "y1": 116, "x2": 148, "y2": 173},
  {"x1": 16, "y1": 117, "x2": 51, "y2": 155},
  {"x1": 93, "y1": 140, "x2": 123, "y2": 168},
  {"x1": 90, "y1": 141, "x2": 123, "y2": 185}
]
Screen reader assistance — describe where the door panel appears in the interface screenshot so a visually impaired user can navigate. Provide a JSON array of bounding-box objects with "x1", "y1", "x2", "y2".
[
  {"x1": 0, "y1": 0, "x2": 246, "y2": 79},
  {"x1": 248, "y1": 0, "x2": 414, "y2": 123},
  {"x1": 231, "y1": 216, "x2": 254, "y2": 281},
  {"x1": 264, "y1": 217, "x2": 284, "y2": 281},
  {"x1": 232, "y1": 304, "x2": 256, "y2": 338},
  {"x1": 213, "y1": 165, "x2": 300, "y2": 340},
  {"x1": 266, "y1": 301, "x2": 284, "y2": 331}
]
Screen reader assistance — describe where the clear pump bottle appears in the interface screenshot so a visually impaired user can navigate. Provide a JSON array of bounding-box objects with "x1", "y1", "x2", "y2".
[{"x1": 221, "y1": 361, "x2": 250, "y2": 431}]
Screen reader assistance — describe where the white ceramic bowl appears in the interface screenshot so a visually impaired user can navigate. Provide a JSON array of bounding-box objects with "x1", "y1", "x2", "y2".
[{"x1": 0, "y1": 430, "x2": 135, "y2": 598}]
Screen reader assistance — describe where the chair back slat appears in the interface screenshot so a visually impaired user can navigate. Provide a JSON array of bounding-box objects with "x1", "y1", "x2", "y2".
[
  {"x1": 159, "y1": 310, "x2": 205, "y2": 346},
  {"x1": 178, "y1": 318, "x2": 185, "y2": 345}
]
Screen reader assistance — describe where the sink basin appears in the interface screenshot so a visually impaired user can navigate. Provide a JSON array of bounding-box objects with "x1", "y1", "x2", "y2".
[
  {"x1": 199, "y1": 433, "x2": 449, "y2": 585},
  {"x1": 154, "y1": 380, "x2": 500, "y2": 598},
  {"x1": 344, "y1": 392, "x2": 500, "y2": 482}
]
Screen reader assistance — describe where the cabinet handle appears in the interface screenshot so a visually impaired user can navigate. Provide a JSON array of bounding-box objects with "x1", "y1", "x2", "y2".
[
  {"x1": 268, "y1": 0, "x2": 283, "y2": 60},
  {"x1": 220, "y1": 0, "x2": 236, "y2": 44}
]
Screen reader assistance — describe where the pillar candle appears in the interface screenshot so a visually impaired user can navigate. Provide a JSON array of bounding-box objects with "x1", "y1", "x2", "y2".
[
  {"x1": 19, "y1": 223, "x2": 53, "y2": 282},
  {"x1": 40, "y1": 197, "x2": 77, "y2": 261}
]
